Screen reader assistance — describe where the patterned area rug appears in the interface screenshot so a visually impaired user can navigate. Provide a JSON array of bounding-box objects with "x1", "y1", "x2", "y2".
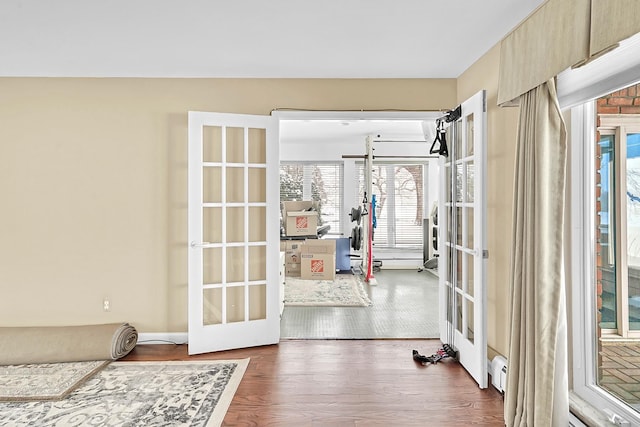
[
  {"x1": 0, "y1": 360, "x2": 110, "y2": 402},
  {"x1": 285, "y1": 273, "x2": 372, "y2": 307},
  {"x1": 0, "y1": 359, "x2": 249, "y2": 427}
]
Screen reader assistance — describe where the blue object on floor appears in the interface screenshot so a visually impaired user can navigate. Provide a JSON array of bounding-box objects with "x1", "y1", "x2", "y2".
[{"x1": 335, "y1": 237, "x2": 351, "y2": 272}]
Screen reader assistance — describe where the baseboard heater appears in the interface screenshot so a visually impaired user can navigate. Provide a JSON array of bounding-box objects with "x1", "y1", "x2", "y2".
[{"x1": 490, "y1": 355, "x2": 507, "y2": 394}]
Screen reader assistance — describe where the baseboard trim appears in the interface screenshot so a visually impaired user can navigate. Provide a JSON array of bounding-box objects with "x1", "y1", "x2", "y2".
[{"x1": 137, "y1": 332, "x2": 188, "y2": 345}]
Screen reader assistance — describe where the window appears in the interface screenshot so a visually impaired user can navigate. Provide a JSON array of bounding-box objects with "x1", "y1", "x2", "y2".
[
  {"x1": 355, "y1": 163, "x2": 425, "y2": 250},
  {"x1": 562, "y1": 31, "x2": 640, "y2": 425},
  {"x1": 280, "y1": 163, "x2": 343, "y2": 236},
  {"x1": 597, "y1": 114, "x2": 640, "y2": 337},
  {"x1": 570, "y1": 85, "x2": 640, "y2": 425}
]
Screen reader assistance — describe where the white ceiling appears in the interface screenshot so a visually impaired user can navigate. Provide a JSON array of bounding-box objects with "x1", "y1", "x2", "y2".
[{"x1": 0, "y1": 0, "x2": 544, "y2": 78}]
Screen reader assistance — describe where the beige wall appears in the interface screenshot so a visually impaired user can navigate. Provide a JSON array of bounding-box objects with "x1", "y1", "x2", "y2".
[
  {"x1": 0, "y1": 78, "x2": 456, "y2": 332},
  {"x1": 457, "y1": 44, "x2": 519, "y2": 358}
]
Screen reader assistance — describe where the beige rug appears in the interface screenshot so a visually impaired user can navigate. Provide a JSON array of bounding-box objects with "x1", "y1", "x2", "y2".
[
  {"x1": 0, "y1": 360, "x2": 110, "y2": 402},
  {"x1": 285, "y1": 273, "x2": 372, "y2": 307},
  {"x1": 0, "y1": 359, "x2": 250, "y2": 427},
  {"x1": 0, "y1": 323, "x2": 138, "y2": 365}
]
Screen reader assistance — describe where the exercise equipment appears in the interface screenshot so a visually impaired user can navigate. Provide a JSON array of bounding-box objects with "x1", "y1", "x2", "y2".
[
  {"x1": 350, "y1": 225, "x2": 363, "y2": 251},
  {"x1": 349, "y1": 206, "x2": 363, "y2": 225},
  {"x1": 412, "y1": 345, "x2": 458, "y2": 366},
  {"x1": 342, "y1": 133, "x2": 441, "y2": 284}
]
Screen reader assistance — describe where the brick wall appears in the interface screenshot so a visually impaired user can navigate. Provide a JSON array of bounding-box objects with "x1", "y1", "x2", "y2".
[{"x1": 597, "y1": 83, "x2": 640, "y2": 115}]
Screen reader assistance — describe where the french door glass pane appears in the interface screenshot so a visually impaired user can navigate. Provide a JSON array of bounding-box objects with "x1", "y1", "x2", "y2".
[
  {"x1": 203, "y1": 126, "x2": 222, "y2": 163},
  {"x1": 226, "y1": 286, "x2": 245, "y2": 323},
  {"x1": 226, "y1": 127, "x2": 244, "y2": 163},
  {"x1": 226, "y1": 207, "x2": 244, "y2": 243},
  {"x1": 456, "y1": 292, "x2": 463, "y2": 334},
  {"x1": 249, "y1": 246, "x2": 266, "y2": 281},
  {"x1": 248, "y1": 128, "x2": 266, "y2": 163},
  {"x1": 456, "y1": 250, "x2": 462, "y2": 289},
  {"x1": 249, "y1": 284, "x2": 267, "y2": 321},
  {"x1": 466, "y1": 207, "x2": 474, "y2": 250},
  {"x1": 248, "y1": 207, "x2": 266, "y2": 242},
  {"x1": 227, "y1": 246, "x2": 245, "y2": 283},
  {"x1": 466, "y1": 161, "x2": 475, "y2": 202},
  {"x1": 466, "y1": 113, "x2": 475, "y2": 157},
  {"x1": 466, "y1": 252, "x2": 474, "y2": 298},
  {"x1": 454, "y1": 120, "x2": 463, "y2": 160},
  {"x1": 203, "y1": 167, "x2": 222, "y2": 203},
  {"x1": 226, "y1": 167, "x2": 244, "y2": 203},
  {"x1": 203, "y1": 208, "x2": 222, "y2": 243},
  {"x1": 248, "y1": 168, "x2": 266, "y2": 203},
  {"x1": 456, "y1": 163, "x2": 464, "y2": 202},
  {"x1": 467, "y1": 298, "x2": 475, "y2": 343},
  {"x1": 203, "y1": 288, "x2": 222, "y2": 326},
  {"x1": 456, "y1": 207, "x2": 463, "y2": 246},
  {"x1": 203, "y1": 247, "x2": 222, "y2": 284}
]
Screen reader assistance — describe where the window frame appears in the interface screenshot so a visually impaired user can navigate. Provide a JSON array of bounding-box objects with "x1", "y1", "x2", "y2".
[
  {"x1": 559, "y1": 30, "x2": 640, "y2": 424},
  {"x1": 598, "y1": 114, "x2": 640, "y2": 338},
  {"x1": 571, "y1": 102, "x2": 640, "y2": 425}
]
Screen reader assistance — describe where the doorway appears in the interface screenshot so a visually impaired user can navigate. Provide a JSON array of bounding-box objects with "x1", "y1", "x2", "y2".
[{"x1": 275, "y1": 111, "x2": 441, "y2": 339}]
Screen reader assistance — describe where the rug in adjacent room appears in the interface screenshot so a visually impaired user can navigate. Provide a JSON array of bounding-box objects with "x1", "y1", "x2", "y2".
[
  {"x1": 285, "y1": 273, "x2": 372, "y2": 307},
  {"x1": 0, "y1": 359, "x2": 250, "y2": 427}
]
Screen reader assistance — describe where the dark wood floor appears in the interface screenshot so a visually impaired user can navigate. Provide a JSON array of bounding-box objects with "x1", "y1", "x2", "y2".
[{"x1": 121, "y1": 339, "x2": 505, "y2": 426}]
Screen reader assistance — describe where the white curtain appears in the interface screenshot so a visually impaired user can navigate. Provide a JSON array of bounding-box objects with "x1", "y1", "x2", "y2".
[{"x1": 505, "y1": 79, "x2": 569, "y2": 427}]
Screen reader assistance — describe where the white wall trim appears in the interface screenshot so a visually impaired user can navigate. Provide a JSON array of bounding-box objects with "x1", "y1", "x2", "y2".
[{"x1": 137, "y1": 332, "x2": 188, "y2": 345}]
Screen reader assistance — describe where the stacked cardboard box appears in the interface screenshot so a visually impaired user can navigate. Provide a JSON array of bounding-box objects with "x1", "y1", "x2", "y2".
[
  {"x1": 280, "y1": 238, "x2": 337, "y2": 280},
  {"x1": 282, "y1": 201, "x2": 318, "y2": 237},
  {"x1": 300, "y1": 239, "x2": 336, "y2": 281},
  {"x1": 283, "y1": 240, "x2": 303, "y2": 277}
]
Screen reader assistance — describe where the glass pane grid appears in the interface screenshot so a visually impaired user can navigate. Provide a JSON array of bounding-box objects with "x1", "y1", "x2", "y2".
[{"x1": 198, "y1": 122, "x2": 268, "y2": 328}]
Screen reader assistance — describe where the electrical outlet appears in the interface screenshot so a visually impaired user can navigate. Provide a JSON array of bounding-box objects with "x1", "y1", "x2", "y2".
[{"x1": 103, "y1": 297, "x2": 110, "y2": 312}]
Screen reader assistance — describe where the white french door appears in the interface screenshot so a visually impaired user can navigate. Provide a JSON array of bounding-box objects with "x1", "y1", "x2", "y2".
[
  {"x1": 188, "y1": 111, "x2": 280, "y2": 355},
  {"x1": 438, "y1": 90, "x2": 488, "y2": 388}
]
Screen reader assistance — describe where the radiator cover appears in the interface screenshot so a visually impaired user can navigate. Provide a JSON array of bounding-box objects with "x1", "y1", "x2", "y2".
[{"x1": 490, "y1": 355, "x2": 507, "y2": 393}]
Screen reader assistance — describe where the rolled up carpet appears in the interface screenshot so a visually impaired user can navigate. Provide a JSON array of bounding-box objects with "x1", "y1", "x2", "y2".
[{"x1": 0, "y1": 323, "x2": 138, "y2": 366}]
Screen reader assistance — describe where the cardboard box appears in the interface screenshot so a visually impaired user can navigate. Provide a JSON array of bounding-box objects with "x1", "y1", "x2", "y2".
[
  {"x1": 284, "y1": 241, "x2": 303, "y2": 263},
  {"x1": 282, "y1": 201, "x2": 319, "y2": 237},
  {"x1": 282, "y1": 201, "x2": 317, "y2": 216},
  {"x1": 285, "y1": 240, "x2": 304, "y2": 251},
  {"x1": 285, "y1": 262, "x2": 301, "y2": 277},
  {"x1": 300, "y1": 239, "x2": 336, "y2": 281},
  {"x1": 285, "y1": 211, "x2": 318, "y2": 237},
  {"x1": 283, "y1": 240, "x2": 303, "y2": 277}
]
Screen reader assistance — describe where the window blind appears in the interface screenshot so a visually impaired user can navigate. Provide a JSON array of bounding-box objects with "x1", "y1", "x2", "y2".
[{"x1": 355, "y1": 163, "x2": 424, "y2": 249}]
